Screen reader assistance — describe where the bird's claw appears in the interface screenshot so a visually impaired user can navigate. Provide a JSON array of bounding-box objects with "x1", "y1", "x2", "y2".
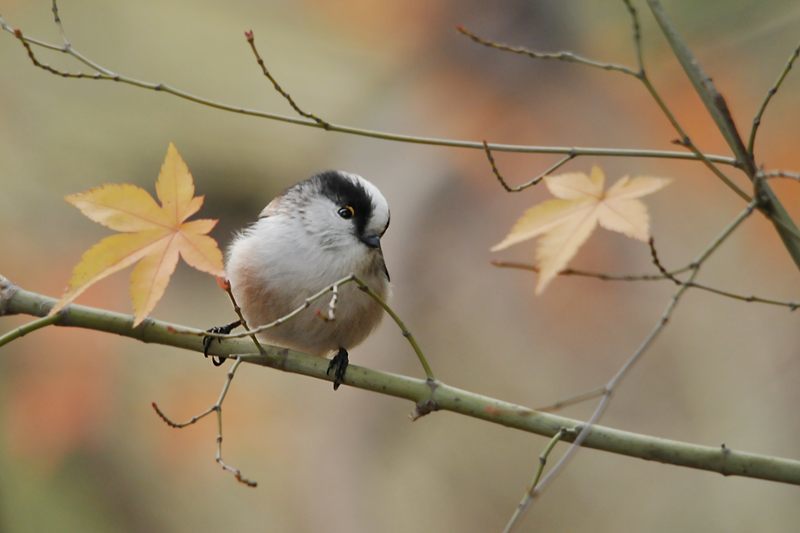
[
  {"x1": 327, "y1": 347, "x2": 349, "y2": 390},
  {"x1": 203, "y1": 320, "x2": 242, "y2": 366}
]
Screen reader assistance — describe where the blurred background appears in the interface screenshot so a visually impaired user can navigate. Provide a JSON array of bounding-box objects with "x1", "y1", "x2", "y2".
[{"x1": 1, "y1": 0, "x2": 799, "y2": 531}]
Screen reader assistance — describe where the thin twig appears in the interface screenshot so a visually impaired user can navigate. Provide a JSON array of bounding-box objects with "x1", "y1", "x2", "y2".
[
  {"x1": 535, "y1": 386, "x2": 607, "y2": 413},
  {"x1": 0, "y1": 313, "x2": 60, "y2": 347},
  {"x1": 457, "y1": 26, "x2": 638, "y2": 76},
  {"x1": 491, "y1": 260, "x2": 693, "y2": 282},
  {"x1": 13, "y1": 29, "x2": 95, "y2": 79},
  {"x1": 0, "y1": 15, "x2": 740, "y2": 165},
  {"x1": 621, "y1": 0, "x2": 644, "y2": 73},
  {"x1": 503, "y1": 428, "x2": 574, "y2": 533},
  {"x1": 223, "y1": 278, "x2": 265, "y2": 355},
  {"x1": 761, "y1": 170, "x2": 800, "y2": 182},
  {"x1": 648, "y1": 237, "x2": 682, "y2": 285},
  {"x1": 354, "y1": 277, "x2": 436, "y2": 381},
  {"x1": 244, "y1": 30, "x2": 330, "y2": 129},
  {"x1": 747, "y1": 41, "x2": 800, "y2": 156},
  {"x1": 492, "y1": 244, "x2": 797, "y2": 310},
  {"x1": 482, "y1": 141, "x2": 575, "y2": 192},
  {"x1": 683, "y1": 282, "x2": 798, "y2": 310},
  {"x1": 50, "y1": 0, "x2": 69, "y2": 47},
  {"x1": 152, "y1": 357, "x2": 257, "y2": 487}
]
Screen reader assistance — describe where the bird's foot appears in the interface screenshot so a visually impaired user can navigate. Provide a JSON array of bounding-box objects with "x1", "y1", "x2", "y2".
[
  {"x1": 203, "y1": 320, "x2": 242, "y2": 366},
  {"x1": 326, "y1": 347, "x2": 349, "y2": 390}
]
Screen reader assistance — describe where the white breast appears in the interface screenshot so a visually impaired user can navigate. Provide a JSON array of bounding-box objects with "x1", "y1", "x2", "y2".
[{"x1": 225, "y1": 214, "x2": 389, "y2": 356}]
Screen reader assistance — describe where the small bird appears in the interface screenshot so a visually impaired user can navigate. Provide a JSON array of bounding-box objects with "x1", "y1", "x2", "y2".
[{"x1": 208, "y1": 170, "x2": 391, "y2": 390}]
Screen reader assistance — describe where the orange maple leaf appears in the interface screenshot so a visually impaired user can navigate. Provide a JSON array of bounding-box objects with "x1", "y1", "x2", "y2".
[
  {"x1": 52, "y1": 143, "x2": 224, "y2": 325},
  {"x1": 492, "y1": 166, "x2": 670, "y2": 293}
]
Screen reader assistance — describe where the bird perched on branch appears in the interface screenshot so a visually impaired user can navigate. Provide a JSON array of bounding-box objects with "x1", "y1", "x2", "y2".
[{"x1": 206, "y1": 171, "x2": 391, "y2": 390}]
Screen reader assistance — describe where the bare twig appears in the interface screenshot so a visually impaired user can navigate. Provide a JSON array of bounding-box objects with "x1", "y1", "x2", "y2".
[
  {"x1": 0, "y1": 313, "x2": 60, "y2": 347},
  {"x1": 535, "y1": 386, "x2": 607, "y2": 413},
  {"x1": 244, "y1": 29, "x2": 330, "y2": 129},
  {"x1": 224, "y1": 277, "x2": 265, "y2": 355},
  {"x1": 621, "y1": 0, "x2": 644, "y2": 73},
  {"x1": 492, "y1": 246, "x2": 798, "y2": 310},
  {"x1": 648, "y1": 238, "x2": 682, "y2": 285},
  {"x1": 491, "y1": 259, "x2": 693, "y2": 281},
  {"x1": 50, "y1": 0, "x2": 69, "y2": 47},
  {"x1": 761, "y1": 170, "x2": 800, "y2": 182},
  {"x1": 457, "y1": 26, "x2": 638, "y2": 76},
  {"x1": 503, "y1": 428, "x2": 575, "y2": 533},
  {"x1": 153, "y1": 357, "x2": 257, "y2": 487},
  {"x1": 747, "y1": 41, "x2": 800, "y2": 156},
  {"x1": 482, "y1": 141, "x2": 575, "y2": 192}
]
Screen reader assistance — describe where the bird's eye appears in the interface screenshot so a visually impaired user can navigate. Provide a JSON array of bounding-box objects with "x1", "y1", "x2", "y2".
[{"x1": 337, "y1": 205, "x2": 355, "y2": 219}]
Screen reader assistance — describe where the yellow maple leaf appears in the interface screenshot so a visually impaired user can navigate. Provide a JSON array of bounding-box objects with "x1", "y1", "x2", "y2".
[
  {"x1": 52, "y1": 143, "x2": 224, "y2": 325},
  {"x1": 492, "y1": 166, "x2": 670, "y2": 293}
]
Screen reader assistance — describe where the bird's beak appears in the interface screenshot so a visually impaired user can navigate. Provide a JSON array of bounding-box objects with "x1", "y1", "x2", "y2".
[{"x1": 360, "y1": 234, "x2": 381, "y2": 249}]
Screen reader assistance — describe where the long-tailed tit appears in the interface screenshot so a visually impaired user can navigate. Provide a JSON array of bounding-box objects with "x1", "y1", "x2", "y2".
[{"x1": 207, "y1": 170, "x2": 391, "y2": 389}]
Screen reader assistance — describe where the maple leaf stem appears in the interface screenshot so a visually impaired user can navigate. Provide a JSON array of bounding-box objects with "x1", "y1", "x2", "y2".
[{"x1": 3, "y1": 276, "x2": 800, "y2": 491}]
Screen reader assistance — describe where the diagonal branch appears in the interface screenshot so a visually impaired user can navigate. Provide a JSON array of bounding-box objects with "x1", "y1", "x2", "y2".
[{"x1": 2, "y1": 274, "x2": 800, "y2": 488}]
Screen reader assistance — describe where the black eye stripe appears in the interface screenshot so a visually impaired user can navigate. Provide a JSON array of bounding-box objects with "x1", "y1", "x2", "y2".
[{"x1": 313, "y1": 171, "x2": 374, "y2": 235}]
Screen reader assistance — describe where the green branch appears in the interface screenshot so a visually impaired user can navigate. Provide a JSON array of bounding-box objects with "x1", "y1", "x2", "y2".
[{"x1": 2, "y1": 275, "x2": 800, "y2": 487}]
